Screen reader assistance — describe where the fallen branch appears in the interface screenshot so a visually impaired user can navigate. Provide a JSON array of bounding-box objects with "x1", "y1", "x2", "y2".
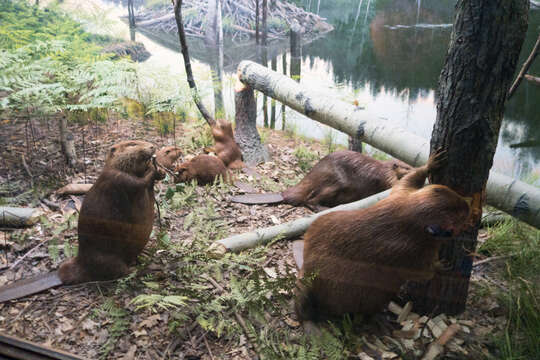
[
  {"x1": 9, "y1": 238, "x2": 49, "y2": 271},
  {"x1": 56, "y1": 183, "x2": 93, "y2": 196},
  {"x1": 508, "y1": 33, "x2": 540, "y2": 99},
  {"x1": 207, "y1": 190, "x2": 390, "y2": 256},
  {"x1": 0, "y1": 207, "x2": 43, "y2": 228},
  {"x1": 205, "y1": 275, "x2": 259, "y2": 355},
  {"x1": 524, "y1": 74, "x2": 540, "y2": 86}
]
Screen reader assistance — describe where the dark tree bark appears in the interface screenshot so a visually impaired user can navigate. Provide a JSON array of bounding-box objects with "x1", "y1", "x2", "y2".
[
  {"x1": 281, "y1": 54, "x2": 287, "y2": 130},
  {"x1": 255, "y1": 0, "x2": 260, "y2": 44},
  {"x1": 405, "y1": 0, "x2": 529, "y2": 316},
  {"x1": 173, "y1": 0, "x2": 216, "y2": 126},
  {"x1": 234, "y1": 80, "x2": 269, "y2": 165},
  {"x1": 348, "y1": 136, "x2": 362, "y2": 152},
  {"x1": 128, "y1": 0, "x2": 135, "y2": 28},
  {"x1": 290, "y1": 21, "x2": 302, "y2": 82},
  {"x1": 270, "y1": 56, "x2": 277, "y2": 129}
]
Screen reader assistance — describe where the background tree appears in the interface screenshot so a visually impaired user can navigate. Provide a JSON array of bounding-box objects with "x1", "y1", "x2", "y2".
[{"x1": 406, "y1": 0, "x2": 530, "y2": 315}]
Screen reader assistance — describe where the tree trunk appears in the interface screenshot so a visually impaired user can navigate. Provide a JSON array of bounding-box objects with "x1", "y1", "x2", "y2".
[
  {"x1": 58, "y1": 116, "x2": 77, "y2": 168},
  {"x1": 173, "y1": 0, "x2": 216, "y2": 126},
  {"x1": 281, "y1": 54, "x2": 287, "y2": 130},
  {"x1": 348, "y1": 135, "x2": 362, "y2": 152},
  {"x1": 234, "y1": 78, "x2": 269, "y2": 166},
  {"x1": 205, "y1": 0, "x2": 218, "y2": 45},
  {"x1": 236, "y1": 60, "x2": 540, "y2": 229},
  {"x1": 262, "y1": 0, "x2": 268, "y2": 46},
  {"x1": 128, "y1": 0, "x2": 135, "y2": 28},
  {"x1": 290, "y1": 21, "x2": 302, "y2": 82},
  {"x1": 405, "y1": 0, "x2": 529, "y2": 316},
  {"x1": 270, "y1": 56, "x2": 277, "y2": 129},
  {"x1": 255, "y1": 0, "x2": 260, "y2": 44}
]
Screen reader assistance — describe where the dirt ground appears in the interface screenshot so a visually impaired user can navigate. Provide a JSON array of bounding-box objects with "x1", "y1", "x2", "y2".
[{"x1": 0, "y1": 116, "x2": 509, "y2": 359}]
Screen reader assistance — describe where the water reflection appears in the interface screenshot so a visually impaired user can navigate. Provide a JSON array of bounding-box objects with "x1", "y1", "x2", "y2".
[{"x1": 101, "y1": 0, "x2": 539, "y2": 181}]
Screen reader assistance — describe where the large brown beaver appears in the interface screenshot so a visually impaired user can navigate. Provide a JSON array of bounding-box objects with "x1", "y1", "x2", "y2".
[
  {"x1": 232, "y1": 150, "x2": 413, "y2": 210},
  {"x1": 294, "y1": 152, "x2": 470, "y2": 321},
  {"x1": 205, "y1": 120, "x2": 244, "y2": 169},
  {"x1": 0, "y1": 140, "x2": 164, "y2": 302},
  {"x1": 174, "y1": 154, "x2": 230, "y2": 185},
  {"x1": 155, "y1": 145, "x2": 183, "y2": 170}
]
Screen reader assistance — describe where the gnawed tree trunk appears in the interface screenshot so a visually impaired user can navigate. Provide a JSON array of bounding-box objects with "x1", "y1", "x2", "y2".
[
  {"x1": 236, "y1": 60, "x2": 540, "y2": 229},
  {"x1": 405, "y1": 0, "x2": 529, "y2": 316},
  {"x1": 173, "y1": 0, "x2": 216, "y2": 126},
  {"x1": 58, "y1": 115, "x2": 77, "y2": 167},
  {"x1": 234, "y1": 77, "x2": 269, "y2": 165}
]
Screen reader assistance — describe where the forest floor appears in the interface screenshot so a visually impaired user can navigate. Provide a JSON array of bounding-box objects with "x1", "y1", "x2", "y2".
[{"x1": 0, "y1": 115, "x2": 522, "y2": 359}]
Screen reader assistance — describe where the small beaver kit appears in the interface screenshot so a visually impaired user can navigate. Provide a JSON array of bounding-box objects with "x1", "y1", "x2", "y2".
[
  {"x1": 0, "y1": 140, "x2": 164, "y2": 302},
  {"x1": 294, "y1": 151, "x2": 470, "y2": 321},
  {"x1": 174, "y1": 154, "x2": 230, "y2": 185},
  {"x1": 205, "y1": 120, "x2": 244, "y2": 169}
]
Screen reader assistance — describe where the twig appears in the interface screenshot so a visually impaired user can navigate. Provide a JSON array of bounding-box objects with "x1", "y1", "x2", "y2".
[
  {"x1": 473, "y1": 254, "x2": 514, "y2": 267},
  {"x1": 202, "y1": 333, "x2": 215, "y2": 360},
  {"x1": 508, "y1": 33, "x2": 540, "y2": 99},
  {"x1": 9, "y1": 238, "x2": 49, "y2": 271},
  {"x1": 205, "y1": 275, "x2": 259, "y2": 355},
  {"x1": 21, "y1": 154, "x2": 34, "y2": 188}
]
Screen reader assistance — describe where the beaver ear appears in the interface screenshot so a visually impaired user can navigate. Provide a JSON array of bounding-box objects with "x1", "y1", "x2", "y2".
[{"x1": 425, "y1": 224, "x2": 453, "y2": 238}]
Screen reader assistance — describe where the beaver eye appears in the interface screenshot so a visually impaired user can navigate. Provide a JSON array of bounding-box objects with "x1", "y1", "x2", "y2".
[{"x1": 110, "y1": 147, "x2": 116, "y2": 154}]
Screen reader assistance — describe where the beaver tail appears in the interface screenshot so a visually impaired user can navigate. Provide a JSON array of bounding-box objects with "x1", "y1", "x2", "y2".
[{"x1": 0, "y1": 271, "x2": 63, "y2": 303}]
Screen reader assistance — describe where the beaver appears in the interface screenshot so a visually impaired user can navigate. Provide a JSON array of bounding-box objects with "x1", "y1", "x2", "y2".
[
  {"x1": 0, "y1": 140, "x2": 164, "y2": 302},
  {"x1": 294, "y1": 151, "x2": 471, "y2": 321},
  {"x1": 174, "y1": 154, "x2": 230, "y2": 185},
  {"x1": 205, "y1": 120, "x2": 244, "y2": 169},
  {"x1": 231, "y1": 150, "x2": 413, "y2": 211},
  {"x1": 155, "y1": 145, "x2": 183, "y2": 170}
]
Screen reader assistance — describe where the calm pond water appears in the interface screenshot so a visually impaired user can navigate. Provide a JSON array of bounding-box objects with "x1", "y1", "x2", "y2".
[{"x1": 96, "y1": 0, "x2": 540, "y2": 182}]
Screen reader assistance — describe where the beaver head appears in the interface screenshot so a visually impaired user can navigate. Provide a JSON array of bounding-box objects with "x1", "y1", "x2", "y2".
[
  {"x1": 414, "y1": 184, "x2": 471, "y2": 238},
  {"x1": 387, "y1": 160, "x2": 413, "y2": 179},
  {"x1": 155, "y1": 146, "x2": 183, "y2": 169},
  {"x1": 105, "y1": 140, "x2": 156, "y2": 177},
  {"x1": 212, "y1": 119, "x2": 234, "y2": 140}
]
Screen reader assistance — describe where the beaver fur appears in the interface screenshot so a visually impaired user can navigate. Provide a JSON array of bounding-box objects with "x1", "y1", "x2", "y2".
[
  {"x1": 205, "y1": 120, "x2": 244, "y2": 169},
  {"x1": 58, "y1": 140, "x2": 164, "y2": 284},
  {"x1": 174, "y1": 154, "x2": 229, "y2": 185},
  {"x1": 155, "y1": 145, "x2": 183, "y2": 170},
  {"x1": 294, "y1": 152, "x2": 470, "y2": 321},
  {"x1": 232, "y1": 150, "x2": 412, "y2": 210}
]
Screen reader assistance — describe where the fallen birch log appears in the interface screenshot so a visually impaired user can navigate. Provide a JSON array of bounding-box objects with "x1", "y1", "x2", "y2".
[
  {"x1": 0, "y1": 207, "x2": 43, "y2": 227},
  {"x1": 207, "y1": 190, "x2": 390, "y2": 256},
  {"x1": 236, "y1": 60, "x2": 540, "y2": 229}
]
